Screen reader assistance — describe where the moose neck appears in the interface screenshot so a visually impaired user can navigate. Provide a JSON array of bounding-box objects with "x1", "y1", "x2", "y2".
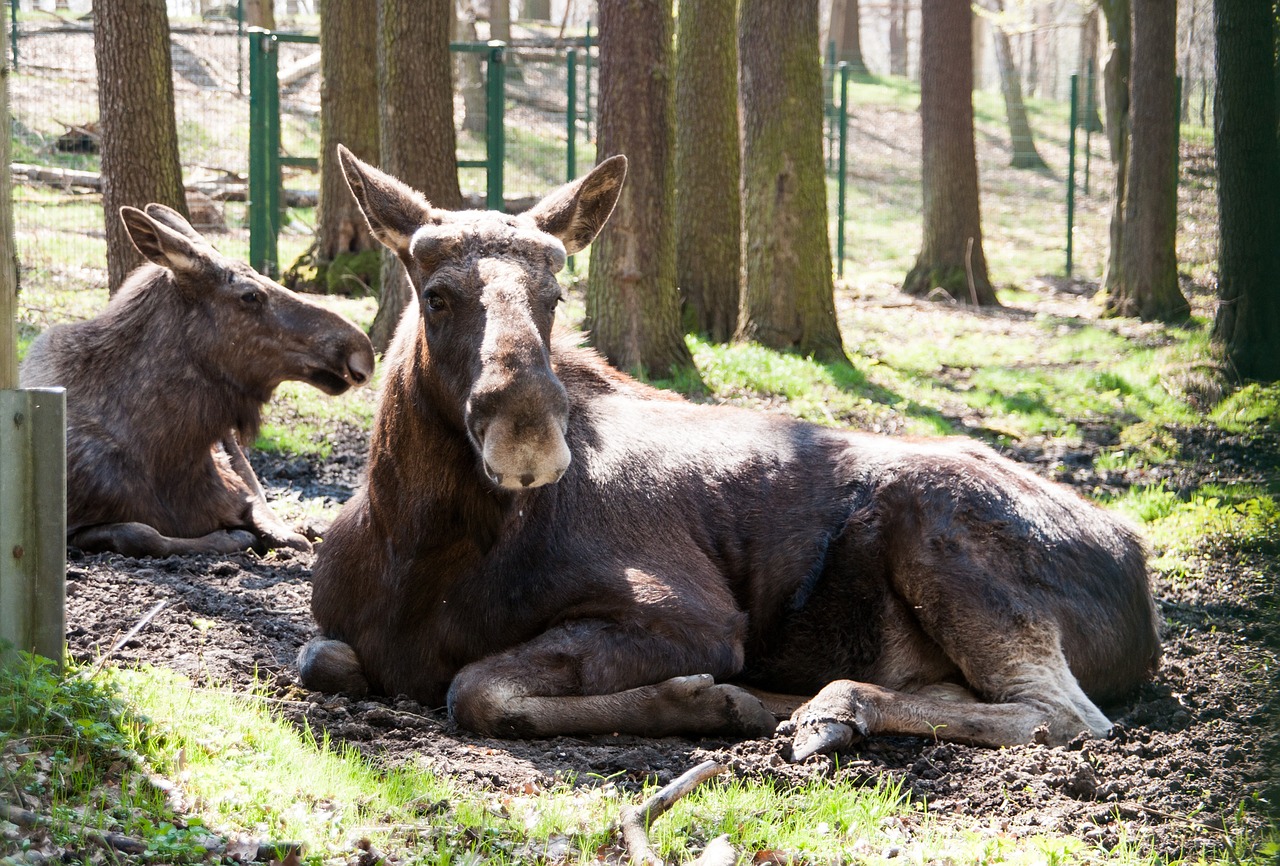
[
  {"x1": 98, "y1": 267, "x2": 268, "y2": 451},
  {"x1": 366, "y1": 321, "x2": 516, "y2": 553}
]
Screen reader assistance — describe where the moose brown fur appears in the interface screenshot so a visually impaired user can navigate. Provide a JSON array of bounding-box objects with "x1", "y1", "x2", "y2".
[
  {"x1": 20, "y1": 205, "x2": 375, "y2": 558},
  {"x1": 299, "y1": 148, "x2": 1160, "y2": 757}
]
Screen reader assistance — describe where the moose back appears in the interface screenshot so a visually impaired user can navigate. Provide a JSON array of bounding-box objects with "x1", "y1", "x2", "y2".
[{"x1": 299, "y1": 148, "x2": 1160, "y2": 758}]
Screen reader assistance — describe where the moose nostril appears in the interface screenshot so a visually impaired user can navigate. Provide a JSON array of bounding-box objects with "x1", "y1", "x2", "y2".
[
  {"x1": 520, "y1": 473, "x2": 535, "y2": 487},
  {"x1": 347, "y1": 353, "x2": 373, "y2": 385}
]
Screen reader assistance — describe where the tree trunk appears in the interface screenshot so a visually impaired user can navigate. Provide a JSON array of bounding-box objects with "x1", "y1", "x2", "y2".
[
  {"x1": 889, "y1": 0, "x2": 908, "y2": 76},
  {"x1": 738, "y1": 0, "x2": 848, "y2": 361},
  {"x1": 989, "y1": 0, "x2": 1047, "y2": 170},
  {"x1": 903, "y1": 0, "x2": 997, "y2": 305},
  {"x1": 830, "y1": 0, "x2": 869, "y2": 74},
  {"x1": 1211, "y1": 0, "x2": 1280, "y2": 379},
  {"x1": 1108, "y1": 0, "x2": 1189, "y2": 321},
  {"x1": 586, "y1": 0, "x2": 694, "y2": 378},
  {"x1": 370, "y1": 0, "x2": 462, "y2": 353},
  {"x1": 244, "y1": 0, "x2": 276, "y2": 29},
  {"x1": 93, "y1": 0, "x2": 189, "y2": 295},
  {"x1": 1100, "y1": 0, "x2": 1131, "y2": 295},
  {"x1": 313, "y1": 0, "x2": 379, "y2": 293},
  {"x1": 675, "y1": 0, "x2": 740, "y2": 342}
]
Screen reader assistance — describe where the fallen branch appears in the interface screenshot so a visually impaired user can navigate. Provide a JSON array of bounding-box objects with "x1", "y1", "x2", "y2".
[
  {"x1": 1, "y1": 801, "x2": 302, "y2": 862},
  {"x1": 618, "y1": 760, "x2": 728, "y2": 866},
  {"x1": 87, "y1": 599, "x2": 167, "y2": 678}
]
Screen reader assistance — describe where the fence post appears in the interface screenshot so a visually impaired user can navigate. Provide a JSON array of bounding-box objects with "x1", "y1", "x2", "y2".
[
  {"x1": 1, "y1": 8, "x2": 65, "y2": 673},
  {"x1": 1066, "y1": 73, "x2": 1078, "y2": 277},
  {"x1": 583, "y1": 20, "x2": 592, "y2": 138},
  {"x1": 248, "y1": 29, "x2": 280, "y2": 276},
  {"x1": 0, "y1": 388, "x2": 66, "y2": 672},
  {"x1": 9, "y1": 0, "x2": 16, "y2": 70},
  {"x1": 837, "y1": 62, "x2": 848, "y2": 278},
  {"x1": 566, "y1": 48, "x2": 577, "y2": 183},
  {"x1": 486, "y1": 41, "x2": 506, "y2": 211}
]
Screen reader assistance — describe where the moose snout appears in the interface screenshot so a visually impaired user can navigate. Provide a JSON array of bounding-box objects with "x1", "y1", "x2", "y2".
[
  {"x1": 346, "y1": 345, "x2": 374, "y2": 386},
  {"x1": 467, "y1": 373, "x2": 571, "y2": 490}
]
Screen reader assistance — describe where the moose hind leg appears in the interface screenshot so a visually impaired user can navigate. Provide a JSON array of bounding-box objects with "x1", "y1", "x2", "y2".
[{"x1": 70, "y1": 523, "x2": 258, "y2": 557}]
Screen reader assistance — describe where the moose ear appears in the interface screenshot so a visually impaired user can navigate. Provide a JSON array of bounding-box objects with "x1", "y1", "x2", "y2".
[
  {"x1": 143, "y1": 203, "x2": 207, "y2": 244},
  {"x1": 337, "y1": 144, "x2": 435, "y2": 260},
  {"x1": 524, "y1": 154, "x2": 627, "y2": 254},
  {"x1": 120, "y1": 206, "x2": 205, "y2": 276}
]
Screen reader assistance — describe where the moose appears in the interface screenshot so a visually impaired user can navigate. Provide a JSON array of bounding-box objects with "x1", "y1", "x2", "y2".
[
  {"x1": 20, "y1": 204, "x2": 375, "y2": 558},
  {"x1": 299, "y1": 147, "x2": 1160, "y2": 758}
]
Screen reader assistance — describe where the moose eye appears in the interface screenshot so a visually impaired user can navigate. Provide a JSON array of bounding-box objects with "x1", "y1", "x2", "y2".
[
  {"x1": 424, "y1": 290, "x2": 447, "y2": 313},
  {"x1": 240, "y1": 289, "x2": 264, "y2": 307}
]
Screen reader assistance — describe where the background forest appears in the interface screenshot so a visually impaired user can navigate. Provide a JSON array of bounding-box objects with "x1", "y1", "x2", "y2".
[{"x1": 1, "y1": 0, "x2": 1277, "y2": 864}]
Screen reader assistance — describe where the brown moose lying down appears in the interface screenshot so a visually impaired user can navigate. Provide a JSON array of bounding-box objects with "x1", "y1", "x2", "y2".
[
  {"x1": 20, "y1": 205, "x2": 375, "y2": 558},
  {"x1": 299, "y1": 147, "x2": 1161, "y2": 758}
]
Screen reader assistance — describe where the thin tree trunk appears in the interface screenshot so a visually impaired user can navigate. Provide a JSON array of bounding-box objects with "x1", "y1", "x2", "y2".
[
  {"x1": 903, "y1": 0, "x2": 997, "y2": 305},
  {"x1": 1079, "y1": 6, "x2": 1104, "y2": 131},
  {"x1": 490, "y1": 0, "x2": 510, "y2": 42},
  {"x1": 459, "y1": 0, "x2": 486, "y2": 134},
  {"x1": 889, "y1": 0, "x2": 908, "y2": 76},
  {"x1": 586, "y1": 0, "x2": 694, "y2": 378},
  {"x1": 830, "y1": 0, "x2": 869, "y2": 74},
  {"x1": 675, "y1": 0, "x2": 740, "y2": 342},
  {"x1": 1110, "y1": 0, "x2": 1189, "y2": 320},
  {"x1": 370, "y1": 0, "x2": 462, "y2": 353},
  {"x1": 314, "y1": 0, "x2": 379, "y2": 292},
  {"x1": 93, "y1": 0, "x2": 189, "y2": 295},
  {"x1": 1100, "y1": 0, "x2": 1131, "y2": 295},
  {"x1": 1211, "y1": 0, "x2": 1280, "y2": 379},
  {"x1": 738, "y1": 0, "x2": 848, "y2": 361},
  {"x1": 244, "y1": 0, "x2": 276, "y2": 29},
  {"x1": 989, "y1": 1, "x2": 1047, "y2": 170}
]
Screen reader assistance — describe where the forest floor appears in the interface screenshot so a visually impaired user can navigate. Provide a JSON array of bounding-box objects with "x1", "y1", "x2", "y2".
[{"x1": 53, "y1": 277, "x2": 1280, "y2": 862}]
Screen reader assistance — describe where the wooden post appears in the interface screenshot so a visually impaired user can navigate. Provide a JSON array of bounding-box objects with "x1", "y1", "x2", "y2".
[
  {"x1": 0, "y1": 389, "x2": 67, "y2": 669},
  {"x1": 0, "y1": 17, "x2": 67, "y2": 670}
]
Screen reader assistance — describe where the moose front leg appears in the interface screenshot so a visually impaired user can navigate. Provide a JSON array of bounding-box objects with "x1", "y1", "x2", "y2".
[
  {"x1": 219, "y1": 432, "x2": 311, "y2": 553},
  {"x1": 446, "y1": 620, "x2": 778, "y2": 739}
]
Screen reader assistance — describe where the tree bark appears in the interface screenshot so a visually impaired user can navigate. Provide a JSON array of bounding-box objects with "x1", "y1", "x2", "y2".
[
  {"x1": 586, "y1": 0, "x2": 694, "y2": 378},
  {"x1": 459, "y1": 0, "x2": 487, "y2": 134},
  {"x1": 830, "y1": 0, "x2": 869, "y2": 74},
  {"x1": 314, "y1": 0, "x2": 379, "y2": 292},
  {"x1": 370, "y1": 0, "x2": 462, "y2": 353},
  {"x1": 902, "y1": 0, "x2": 997, "y2": 305},
  {"x1": 1211, "y1": 0, "x2": 1280, "y2": 379},
  {"x1": 490, "y1": 0, "x2": 510, "y2": 42},
  {"x1": 738, "y1": 0, "x2": 848, "y2": 361},
  {"x1": 1100, "y1": 0, "x2": 1131, "y2": 296},
  {"x1": 93, "y1": 0, "x2": 189, "y2": 295},
  {"x1": 988, "y1": 0, "x2": 1047, "y2": 170},
  {"x1": 1108, "y1": 0, "x2": 1189, "y2": 321},
  {"x1": 675, "y1": 0, "x2": 740, "y2": 342}
]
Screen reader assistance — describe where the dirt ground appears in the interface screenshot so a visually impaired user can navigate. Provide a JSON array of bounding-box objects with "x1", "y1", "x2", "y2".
[{"x1": 62, "y1": 302, "x2": 1278, "y2": 864}]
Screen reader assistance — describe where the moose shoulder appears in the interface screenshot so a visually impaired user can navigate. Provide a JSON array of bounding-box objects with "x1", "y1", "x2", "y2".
[
  {"x1": 20, "y1": 205, "x2": 375, "y2": 558},
  {"x1": 300, "y1": 148, "x2": 1160, "y2": 757}
]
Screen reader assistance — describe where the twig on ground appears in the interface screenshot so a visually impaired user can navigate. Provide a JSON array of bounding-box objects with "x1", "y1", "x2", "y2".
[
  {"x1": 618, "y1": 760, "x2": 729, "y2": 866},
  {"x1": 87, "y1": 600, "x2": 168, "y2": 678}
]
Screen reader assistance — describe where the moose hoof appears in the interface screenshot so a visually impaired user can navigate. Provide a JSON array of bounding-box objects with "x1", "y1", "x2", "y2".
[
  {"x1": 297, "y1": 638, "x2": 369, "y2": 697},
  {"x1": 658, "y1": 675, "x2": 777, "y2": 737}
]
